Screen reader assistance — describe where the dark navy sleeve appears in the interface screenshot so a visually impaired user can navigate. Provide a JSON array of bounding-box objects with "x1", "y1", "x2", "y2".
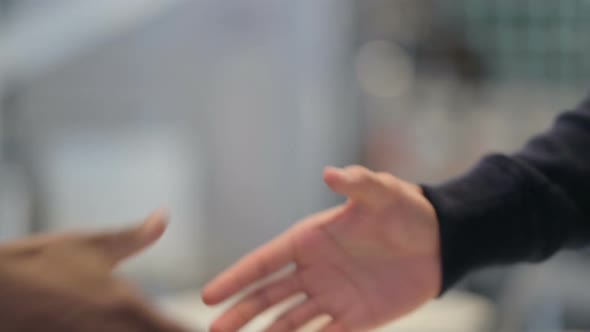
[{"x1": 422, "y1": 95, "x2": 590, "y2": 293}]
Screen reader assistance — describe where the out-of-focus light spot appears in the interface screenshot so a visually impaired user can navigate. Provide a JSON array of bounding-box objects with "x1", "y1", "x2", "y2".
[{"x1": 355, "y1": 40, "x2": 414, "y2": 98}]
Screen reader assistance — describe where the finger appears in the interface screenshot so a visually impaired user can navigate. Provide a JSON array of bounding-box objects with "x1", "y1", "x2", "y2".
[
  {"x1": 323, "y1": 166, "x2": 388, "y2": 208},
  {"x1": 320, "y1": 321, "x2": 348, "y2": 332},
  {"x1": 202, "y1": 206, "x2": 345, "y2": 305},
  {"x1": 0, "y1": 232, "x2": 80, "y2": 255},
  {"x1": 210, "y1": 274, "x2": 302, "y2": 331},
  {"x1": 201, "y1": 232, "x2": 295, "y2": 305},
  {"x1": 265, "y1": 300, "x2": 322, "y2": 332},
  {"x1": 88, "y1": 208, "x2": 170, "y2": 267}
]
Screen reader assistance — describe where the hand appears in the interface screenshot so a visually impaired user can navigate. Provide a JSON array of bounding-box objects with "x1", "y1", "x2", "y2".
[
  {"x1": 202, "y1": 166, "x2": 442, "y2": 332},
  {"x1": 0, "y1": 209, "x2": 187, "y2": 332}
]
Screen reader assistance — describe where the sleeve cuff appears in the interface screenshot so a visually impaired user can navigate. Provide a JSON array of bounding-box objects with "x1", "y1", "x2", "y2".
[{"x1": 422, "y1": 154, "x2": 570, "y2": 293}]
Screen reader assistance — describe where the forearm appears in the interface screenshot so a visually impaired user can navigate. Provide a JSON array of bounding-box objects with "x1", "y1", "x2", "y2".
[{"x1": 423, "y1": 95, "x2": 590, "y2": 292}]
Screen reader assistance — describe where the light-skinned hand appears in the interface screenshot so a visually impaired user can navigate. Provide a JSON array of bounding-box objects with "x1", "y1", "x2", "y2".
[{"x1": 203, "y1": 166, "x2": 441, "y2": 332}]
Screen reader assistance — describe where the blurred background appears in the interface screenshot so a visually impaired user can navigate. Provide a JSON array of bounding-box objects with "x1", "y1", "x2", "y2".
[{"x1": 1, "y1": 1, "x2": 590, "y2": 331}]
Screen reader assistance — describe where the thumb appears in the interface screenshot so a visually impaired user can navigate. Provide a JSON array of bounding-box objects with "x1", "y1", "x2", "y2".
[
  {"x1": 89, "y1": 208, "x2": 170, "y2": 267},
  {"x1": 323, "y1": 166, "x2": 388, "y2": 208}
]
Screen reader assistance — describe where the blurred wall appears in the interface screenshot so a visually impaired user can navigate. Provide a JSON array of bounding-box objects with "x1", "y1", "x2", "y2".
[{"x1": 0, "y1": 0, "x2": 360, "y2": 290}]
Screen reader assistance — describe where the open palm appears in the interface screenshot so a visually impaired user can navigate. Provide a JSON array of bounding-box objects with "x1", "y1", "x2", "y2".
[{"x1": 202, "y1": 166, "x2": 442, "y2": 332}]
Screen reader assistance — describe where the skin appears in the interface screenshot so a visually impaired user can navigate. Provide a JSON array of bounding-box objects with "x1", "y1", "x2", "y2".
[
  {"x1": 0, "y1": 209, "x2": 187, "y2": 332},
  {"x1": 202, "y1": 166, "x2": 442, "y2": 332}
]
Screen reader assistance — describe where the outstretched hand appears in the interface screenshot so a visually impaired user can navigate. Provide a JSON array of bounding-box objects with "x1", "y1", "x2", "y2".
[
  {"x1": 202, "y1": 166, "x2": 442, "y2": 332},
  {"x1": 0, "y1": 209, "x2": 187, "y2": 332}
]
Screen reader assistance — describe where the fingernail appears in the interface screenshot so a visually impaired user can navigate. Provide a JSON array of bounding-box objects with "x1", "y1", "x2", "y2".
[{"x1": 150, "y1": 207, "x2": 170, "y2": 222}]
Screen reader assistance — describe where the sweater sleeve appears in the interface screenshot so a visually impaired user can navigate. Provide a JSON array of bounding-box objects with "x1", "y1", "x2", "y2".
[{"x1": 422, "y1": 95, "x2": 590, "y2": 293}]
